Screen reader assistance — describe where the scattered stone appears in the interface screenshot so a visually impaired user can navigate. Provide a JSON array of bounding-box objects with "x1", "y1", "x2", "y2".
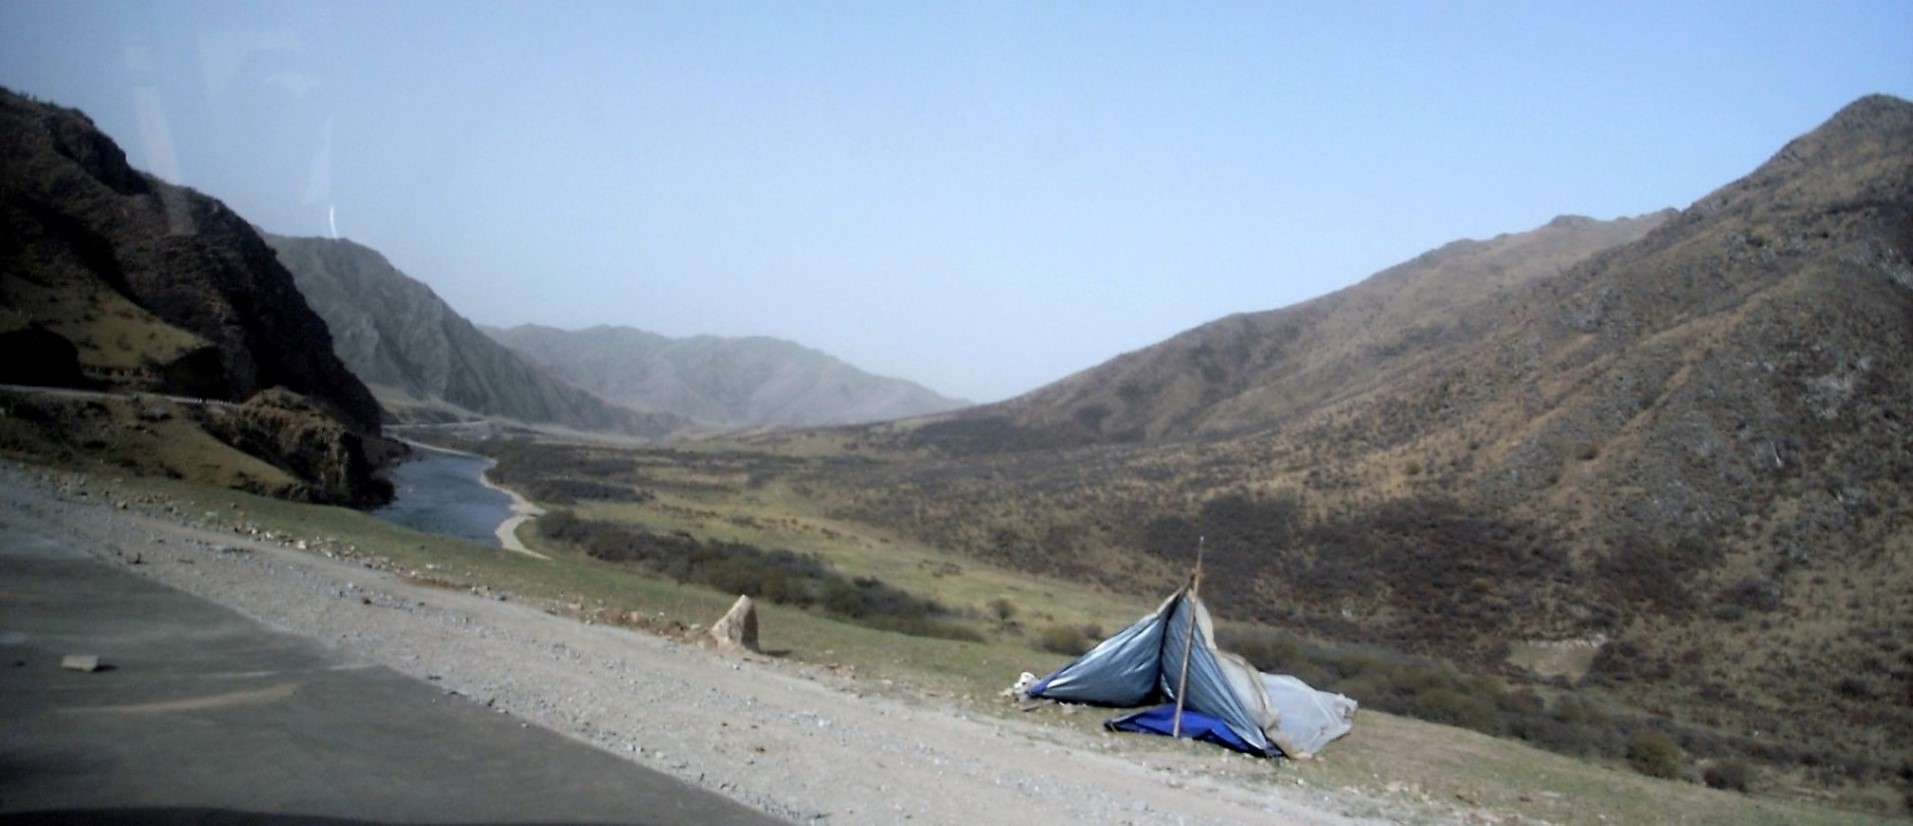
[{"x1": 61, "y1": 654, "x2": 101, "y2": 672}]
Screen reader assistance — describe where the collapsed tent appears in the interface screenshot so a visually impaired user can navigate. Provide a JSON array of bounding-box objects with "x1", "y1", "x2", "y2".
[{"x1": 1025, "y1": 587, "x2": 1357, "y2": 758}]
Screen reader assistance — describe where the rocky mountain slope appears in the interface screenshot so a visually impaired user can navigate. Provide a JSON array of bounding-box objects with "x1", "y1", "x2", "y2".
[
  {"x1": 912, "y1": 210, "x2": 1674, "y2": 449},
  {"x1": 486, "y1": 324, "x2": 968, "y2": 428},
  {"x1": 265, "y1": 235, "x2": 684, "y2": 439},
  {"x1": 0, "y1": 88, "x2": 391, "y2": 505},
  {"x1": 810, "y1": 95, "x2": 1912, "y2": 789}
]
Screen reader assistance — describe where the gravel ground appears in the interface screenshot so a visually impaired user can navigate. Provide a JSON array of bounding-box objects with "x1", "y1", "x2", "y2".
[{"x1": 0, "y1": 461, "x2": 1411, "y2": 825}]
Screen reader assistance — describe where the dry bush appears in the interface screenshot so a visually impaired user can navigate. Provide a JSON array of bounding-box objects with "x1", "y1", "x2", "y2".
[
  {"x1": 1703, "y1": 758, "x2": 1754, "y2": 792},
  {"x1": 1035, "y1": 625, "x2": 1092, "y2": 657},
  {"x1": 1629, "y1": 731, "x2": 1685, "y2": 780}
]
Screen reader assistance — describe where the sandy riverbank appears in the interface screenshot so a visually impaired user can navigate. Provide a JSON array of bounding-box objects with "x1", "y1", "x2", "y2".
[{"x1": 476, "y1": 468, "x2": 548, "y2": 558}]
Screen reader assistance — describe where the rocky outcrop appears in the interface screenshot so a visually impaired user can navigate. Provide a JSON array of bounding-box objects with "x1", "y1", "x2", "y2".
[{"x1": 197, "y1": 389, "x2": 394, "y2": 507}]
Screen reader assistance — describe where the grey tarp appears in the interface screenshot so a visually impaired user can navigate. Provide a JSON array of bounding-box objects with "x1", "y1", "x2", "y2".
[{"x1": 1026, "y1": 587, "x2": 1356, "y2": 758}]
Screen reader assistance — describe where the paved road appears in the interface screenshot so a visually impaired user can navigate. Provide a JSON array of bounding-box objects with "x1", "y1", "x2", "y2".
[
  {"x1": 0, "y1": 383, "x2": 232, "y2": 410},
  {"x1": 0, "y1": 522, "x2": 785, "y2": 825}
]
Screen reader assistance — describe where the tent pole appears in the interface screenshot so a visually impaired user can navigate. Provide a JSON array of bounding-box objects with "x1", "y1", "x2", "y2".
[{"x1": 1171, "y1": 536, "x2": 1203, "y2": 740}]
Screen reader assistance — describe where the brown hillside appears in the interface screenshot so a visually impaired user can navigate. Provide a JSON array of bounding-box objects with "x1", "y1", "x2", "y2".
[
  {"x1": 0, "y1": 88, "x2": 381, "y2": 433},
  {"x1": 0, "y1": 88, "x2": 392, "y2": 505},
  {"x1": 913, "y1": 211, "x2": 1670, "y2": 449},
  {"x1": 793, "y1": 95, "x2": 1912, "y2": 792}
]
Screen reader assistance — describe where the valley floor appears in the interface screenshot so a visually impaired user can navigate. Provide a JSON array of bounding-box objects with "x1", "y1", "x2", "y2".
[
  {"x1": 0, "y1": 461, "x2": 1392, "y2": 825},
  {"x1": 1, "y1": 461, "x2": 1882, "y2": 825}
]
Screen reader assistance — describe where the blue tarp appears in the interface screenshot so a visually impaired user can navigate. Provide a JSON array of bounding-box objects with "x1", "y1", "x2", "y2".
[
  {"x1": 1026, "y1": 588, "x2": 1357, "y2": 759},
  {"x1": 1107, "y1": 706, "x2": 1261, "y2": 755}
]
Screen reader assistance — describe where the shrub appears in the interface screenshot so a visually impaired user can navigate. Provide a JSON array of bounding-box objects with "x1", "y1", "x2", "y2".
[
  {"x1": 1409, "y1": 686, "x2": 1503, "y2": 735},
  {"x1": 820, "y1": 580, "x2": 865, "y2": 618},
  {"x1": 536, "y1": 509, "x2": 958, "y2": 636},
  {"x1": 1628, "y1": 731, "x2": 1684, "y2": 779},
  {"x1": 1219, "y1": 626, "x2": 1304, "y2": 672},
  {"x1": 1715, "y1": 576, "x2": 1783, "y2": 620},
  {"x1": 1703, "y1": 759, "x2": 1753, "y2": 792},
  {"x1": 1035, "y1": 625, "x2": 1091, "y2": 657},
  {"x1": 861, "y1": 615, "x2": 986, "y2": 643},
  {"x1": 1835, "y1": 676, "x2": 1872, "y2": 700},
  {"x1": 987, "y1": 597, "x2": 1017, "y2": 622},
  {"x1": 1515, "y1": 715, "x2": 1596, "y2": 756}
]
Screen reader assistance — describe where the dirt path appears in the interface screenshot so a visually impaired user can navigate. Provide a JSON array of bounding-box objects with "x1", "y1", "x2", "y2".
[{"x1": 0, "y1": 462, "x2": 1407, "y2": 825}]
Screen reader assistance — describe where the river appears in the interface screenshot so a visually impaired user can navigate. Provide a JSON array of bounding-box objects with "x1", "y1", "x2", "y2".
[{"x1": 371, "y1": 446, "x2": 514, "y2": 547}]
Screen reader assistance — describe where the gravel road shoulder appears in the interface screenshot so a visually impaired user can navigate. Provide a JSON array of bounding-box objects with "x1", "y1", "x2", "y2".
[{"x1": 0, "y1": 462, "x2": 1413, "y2": 825}]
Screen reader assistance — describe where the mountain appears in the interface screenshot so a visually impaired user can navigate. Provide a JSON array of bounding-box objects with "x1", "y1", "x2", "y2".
[
  {"x1": 0, "y1": 90, "x2": 381, "y2": 433},
  {"x1": 265, "y1": 235, "x2": 685, "y2": 439},
  {"x1": 485, "y1": 324, "x2": 969, "y2": 428},
  {"x1": 914, "y1": 210, "x2": 1674, "y2": 450},
  {"x1": 816, "y1": 95, "x2": 1912, "y2": 782},
  {"x1": 0, "y1": 88, "x2": 390, "y2": 505}
]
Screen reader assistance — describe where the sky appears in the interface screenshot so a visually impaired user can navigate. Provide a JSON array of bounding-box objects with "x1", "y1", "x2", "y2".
[{"x1": 2, "y1": 2, "x2": 1908, "y2": 403}]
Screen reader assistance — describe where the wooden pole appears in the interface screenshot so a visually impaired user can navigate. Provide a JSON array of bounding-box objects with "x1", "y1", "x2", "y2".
[{"x1": 1171, "y1": 536, "x2": 1204, "y2": 740}]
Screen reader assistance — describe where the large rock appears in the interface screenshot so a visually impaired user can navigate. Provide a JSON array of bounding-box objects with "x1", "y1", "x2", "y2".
[{"x1": 707, "y1": 595, "x2": 759, "y2": 653}]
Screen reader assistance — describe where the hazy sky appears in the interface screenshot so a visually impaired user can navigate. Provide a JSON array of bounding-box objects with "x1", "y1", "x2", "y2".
[{"x1": 3, "y1": 2, "x2": 1908, "y2": 402}]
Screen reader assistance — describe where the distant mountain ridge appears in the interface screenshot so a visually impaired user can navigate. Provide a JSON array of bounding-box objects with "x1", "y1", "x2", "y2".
[
  {"x1": 485, "y1": 324, "x2": 969, "y2": 428},
  {"x1": 265, "y1": 235, "x2": 685, "y2": 439}
]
